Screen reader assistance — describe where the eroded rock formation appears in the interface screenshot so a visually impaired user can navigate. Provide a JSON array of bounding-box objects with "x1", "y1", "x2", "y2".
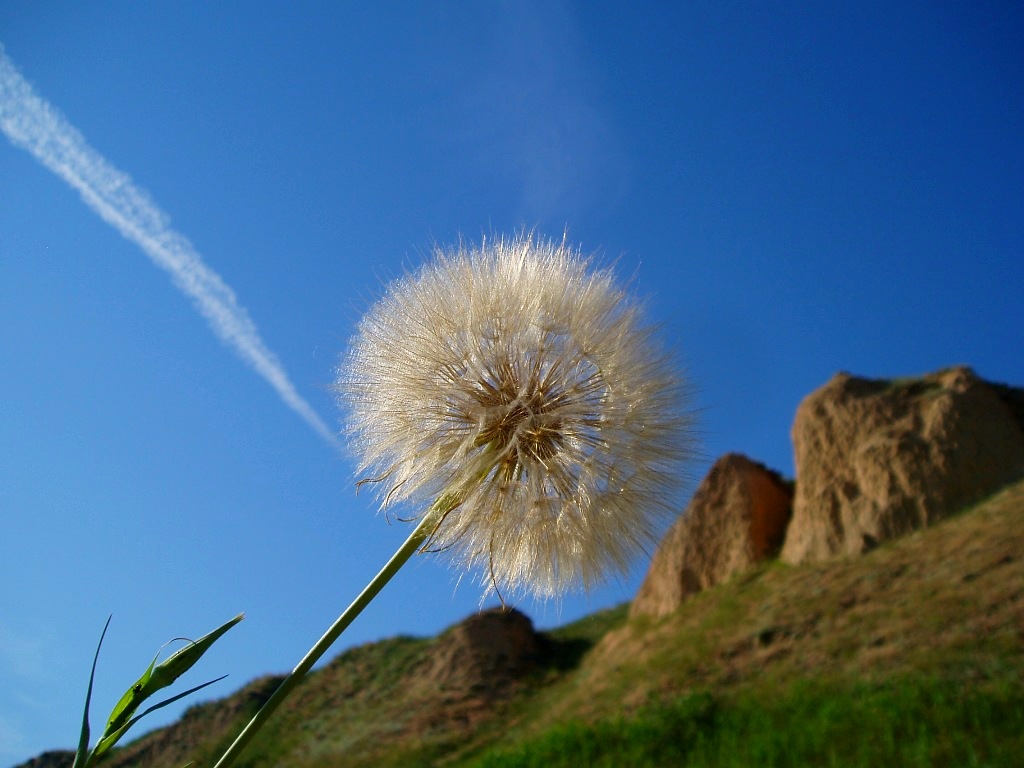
[
  {"x1": 781, "y1": 366, "x2": 1024, "y2": 563},
  {"x1": 631, "y1": 453, "x2": 793, "y2": 618},
  {"x1": 423, "y1": 607, "x2": 541, "y2": 694}
]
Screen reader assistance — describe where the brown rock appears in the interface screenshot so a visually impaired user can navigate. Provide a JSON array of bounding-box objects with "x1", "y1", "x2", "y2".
[
  {"x1": 781, "y1": 366, "x2": 1024, "y2": 564},
  {"x1": 631, "y1": 453, "x2": 793, "y2": 619},
  {"x1": 423, "y1": 607, "x2": 540, "y2": 695}
]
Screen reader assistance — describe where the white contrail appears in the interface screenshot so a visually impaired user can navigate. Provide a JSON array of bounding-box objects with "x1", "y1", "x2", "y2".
[{"x1": 0, "y1": 46, "x2": 341, "y2": 451}]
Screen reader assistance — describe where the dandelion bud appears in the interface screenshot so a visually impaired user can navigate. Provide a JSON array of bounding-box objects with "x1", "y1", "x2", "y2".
[{"x1": 338, "y1": 233, "x2": 694, "y2": 599}]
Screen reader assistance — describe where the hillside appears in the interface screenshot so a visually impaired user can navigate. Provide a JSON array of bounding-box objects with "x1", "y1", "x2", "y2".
[
  {"x1": 20, "y1": 367, "x2": 1024, "y2": 767},
  {"x1": 22, "y1": 477, "x2": 1024, "y2": 768}
]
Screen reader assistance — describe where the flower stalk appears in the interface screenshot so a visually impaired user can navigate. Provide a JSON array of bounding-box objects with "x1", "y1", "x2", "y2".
[{"x1": 212, "y1": 505, "x2": 442, "y2": 768}]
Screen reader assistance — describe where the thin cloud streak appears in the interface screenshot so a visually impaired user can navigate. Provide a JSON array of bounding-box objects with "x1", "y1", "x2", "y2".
[{"x1": 0, "y1": 47, "x2": 340, "y2": 451}]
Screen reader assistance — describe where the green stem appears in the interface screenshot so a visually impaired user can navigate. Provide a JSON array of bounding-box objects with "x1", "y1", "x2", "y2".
[{"x1": 212, "y1": 509, "x2": 439, "y2": 768}]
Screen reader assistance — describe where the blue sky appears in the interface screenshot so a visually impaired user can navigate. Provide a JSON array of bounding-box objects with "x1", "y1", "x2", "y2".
[{"x1": 1, "y1": 2, "x2": 1022, "y2": 763}]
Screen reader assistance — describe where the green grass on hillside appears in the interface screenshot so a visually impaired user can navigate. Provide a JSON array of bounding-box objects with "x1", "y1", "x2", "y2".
[{"x1": 466, "y1": 676, "x2": 1024, "y2": 768}]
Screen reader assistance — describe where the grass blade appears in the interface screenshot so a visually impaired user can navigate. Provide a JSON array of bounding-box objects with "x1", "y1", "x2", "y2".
[{"x1": 70, "y1": 615, "x2": 112, "y2": 768}]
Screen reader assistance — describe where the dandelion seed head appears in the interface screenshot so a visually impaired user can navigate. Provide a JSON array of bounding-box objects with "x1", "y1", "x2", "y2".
[{"x1": 338, "y1": 233, "x2": 694, "y2": 599}]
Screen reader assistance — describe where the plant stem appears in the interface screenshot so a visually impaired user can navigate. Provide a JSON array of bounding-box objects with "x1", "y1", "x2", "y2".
[{"x1": 212, "y1": 509, "x2": 439, "y2": 768}]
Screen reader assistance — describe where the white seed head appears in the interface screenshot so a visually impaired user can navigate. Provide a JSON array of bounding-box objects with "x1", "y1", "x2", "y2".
[{"x1": 337, "y1": 233, "x2": 694, "y2": 599}]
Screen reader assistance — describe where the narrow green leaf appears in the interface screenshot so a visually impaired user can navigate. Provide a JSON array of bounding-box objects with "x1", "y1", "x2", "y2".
[
  {"x1": 70, "y1": 615, "x2": 111, "y2": 768},
  {"x1": 102, "y1": 654, "x2": 158, "y2": 735},
  {"x1": 148, "y1": 613, "x2": 244, "y2": 689},
  {"x1": 93, "y1": 674, "x2": 228, "y2": 756},
  {"x1": 94, "y1": 614, "x2": 242, "y2": 752}
]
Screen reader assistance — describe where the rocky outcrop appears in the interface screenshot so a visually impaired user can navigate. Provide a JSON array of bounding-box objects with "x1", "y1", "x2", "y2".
[
  {"x1": 631, "y1": 453, "x2": 793, "y2": 619},
  {"x1": 423, "y1": 607, "x2": 541, "y2": 695},
  {"x1": 781, "y1": 366, "x2": 1024, "y2": 564}
]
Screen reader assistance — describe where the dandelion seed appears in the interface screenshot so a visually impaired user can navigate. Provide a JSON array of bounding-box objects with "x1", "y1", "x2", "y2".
[
  {"x1": 338, "y1": 233, "x2": 694, "y2": 599},
  {"x1": 213, "y1": 235, "x2": 695, "y2": 767}
]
